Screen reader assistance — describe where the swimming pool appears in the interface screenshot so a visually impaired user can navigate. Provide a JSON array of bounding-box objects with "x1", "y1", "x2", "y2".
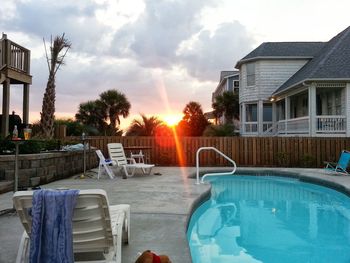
[{"x1": 187, "y1": 175, "x2": 350, "y2": 263}]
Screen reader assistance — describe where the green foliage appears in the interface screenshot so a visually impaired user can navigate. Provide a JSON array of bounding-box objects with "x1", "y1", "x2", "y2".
[
  {"x1": 0, "y1": 139, "x2": 61, "y2": 155},
  {"x1": 203, "y1": 124, "x2": 239, "y2": 137},
  {"x1": 300, "y1": 154, "x2": 316, "y2": 167},
  {"x1": 177, "y1": 101, "x2": 209, "y2": 136},
  {"x1": 275, "y1": 152, "x2": 290, "y2": 167},
  {"x1": 212, "y1": 91, "x2": 239, "y2": 124},
  {"x1": 126, "y1": 114, "x2": 164, "y2": 136},
  {"x1": 18, "y1": 140, "x2": 43, "y2": 154},
  {"x1": 55, "y1": 118, "x2": 84, "y2": 136},
  {"x1": 75, "y1": 89, "x2": 130, "y2": 136}
]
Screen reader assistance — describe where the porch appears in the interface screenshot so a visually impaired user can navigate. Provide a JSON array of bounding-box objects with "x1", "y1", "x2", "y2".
[
  {"x1": 241, "y1": 82, "x2": 350, "y2": 137},
  {"x1": 265, "y1": 115, "x2": 347, "y2": 136}
]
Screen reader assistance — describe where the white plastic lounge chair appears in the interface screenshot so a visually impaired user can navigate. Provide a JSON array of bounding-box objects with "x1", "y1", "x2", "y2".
[
  {"x1": 107, "y1": 143, "x2": 154, "y2": 178},
  {"x1": 96, "y1": 149, "x2": 116, "y2": 179},
  {"x1": 13, "y1": 189, "x2": 130, "y2": 263},
  {"x1": 130, "y1": 150, "x2": 145, "y2": 164},
  {"x1": 325, "y1": 150, "x2": 350, "y2": 174}
]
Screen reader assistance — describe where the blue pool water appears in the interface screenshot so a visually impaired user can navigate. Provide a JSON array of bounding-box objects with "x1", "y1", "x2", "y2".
[{"x1": 187, "y1": 175, "x2": 350, "y2": 263}]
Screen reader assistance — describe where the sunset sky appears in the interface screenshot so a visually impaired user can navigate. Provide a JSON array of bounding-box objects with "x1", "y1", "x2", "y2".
[{"x1": 1, "y1": 0, "x2": 349, "y2": 129}]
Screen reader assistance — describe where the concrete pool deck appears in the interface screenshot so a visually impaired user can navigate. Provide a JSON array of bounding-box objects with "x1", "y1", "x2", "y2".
[{"x1": 1, "y1": 166, "x2": 350, "y2": 262}]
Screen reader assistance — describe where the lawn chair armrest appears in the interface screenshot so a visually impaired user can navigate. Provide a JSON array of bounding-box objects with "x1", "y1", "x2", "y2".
[{"x1": 324, "y1": 161, "x2": 337, "y2": 169}]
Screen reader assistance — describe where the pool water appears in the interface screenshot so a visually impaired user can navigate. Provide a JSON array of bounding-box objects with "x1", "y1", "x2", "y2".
[{"x1": 187, "y1": 175, "x2": 350, "y2": 263}]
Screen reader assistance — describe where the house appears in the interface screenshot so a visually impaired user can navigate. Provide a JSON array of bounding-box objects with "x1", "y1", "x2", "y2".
[
  {"x1": 235, "y1": 26, "x2": 350, "y2": 137},
  {"x1": 211, "y1": 70, "x2": 239, "y2": 124}
]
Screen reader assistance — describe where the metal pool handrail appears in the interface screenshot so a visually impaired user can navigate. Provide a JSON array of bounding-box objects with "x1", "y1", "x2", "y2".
[{"x1": 196, "y1": 147, "x2": 237, "y2": 184}]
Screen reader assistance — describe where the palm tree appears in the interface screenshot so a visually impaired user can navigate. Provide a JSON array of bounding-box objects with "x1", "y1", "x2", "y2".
[
  {"x1": 75, "y1": 100, "x2": 107, "y2": 134},
  {"x1": 126, "y1": 114, "x2": 164, "y2": 136},
  {"x1": 99, "y1": 90, "x2": 131, "y2": 135},
  {"x1": 40, "y1": 34, "x2": 71, "y2": 138},
  {"x1": 212, "y1": 91, "x2": 239, "y2": 124},
  {"x1": 178, "y1": 101, "x2": 209, "y2": 136}
]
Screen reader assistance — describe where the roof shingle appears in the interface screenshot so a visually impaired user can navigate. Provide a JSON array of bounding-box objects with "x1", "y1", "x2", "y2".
[
  {"x1": 235, "y1": 42, "x2": 325, "y2": 68},
  {"x1": 274, "y1": 26, "x2": 350, "y2": 95}
]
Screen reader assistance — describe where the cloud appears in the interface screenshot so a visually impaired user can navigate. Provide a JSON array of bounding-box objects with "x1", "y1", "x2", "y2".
[
  {"x1": 111, "y1": 0, "x2": 217, "y2": 67},
  {"x1": 0, "y1": 0, "x2": 110, "y2": 54},
  {"x1": 0, "y1": 0, "x2": 255, "y2": 129},
  {"x1": 178, "y1": 22, "x2": 254, "y2": 81}
]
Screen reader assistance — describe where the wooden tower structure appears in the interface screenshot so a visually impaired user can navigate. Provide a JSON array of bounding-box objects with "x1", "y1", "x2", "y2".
[{"x1": 0, "y1": 33, "x2": 32, "y2": 137}]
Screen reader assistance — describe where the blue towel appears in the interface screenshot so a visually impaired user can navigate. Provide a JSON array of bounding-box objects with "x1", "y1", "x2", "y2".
[{"x1": 29, "y1": 189, "x2": 79, "y2": 263}]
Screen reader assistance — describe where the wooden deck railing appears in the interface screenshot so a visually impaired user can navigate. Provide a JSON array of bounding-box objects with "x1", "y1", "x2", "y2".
[
  {"x1": 64, "y1": 136, "x2": 350, "y2": 168},
  {"x1": 0, "y1": 35, "x2": 30, "y2": 74}
]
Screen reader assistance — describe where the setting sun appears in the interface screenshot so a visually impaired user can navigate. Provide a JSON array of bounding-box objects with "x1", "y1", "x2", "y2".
[{"x1": 162, "y1": 114, "x2": 182, "y2": 127}]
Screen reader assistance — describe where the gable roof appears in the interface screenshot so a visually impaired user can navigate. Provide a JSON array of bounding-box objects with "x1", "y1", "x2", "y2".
[
  {"x1": 274, "y1": 26, "x2": 350, "y2": 95},
  {"x1": 219, "y1": 70, "x2": 239, "y2": 82},
  {"x1": 235, "y1": 42, "x2": 325, "y2": 68}
]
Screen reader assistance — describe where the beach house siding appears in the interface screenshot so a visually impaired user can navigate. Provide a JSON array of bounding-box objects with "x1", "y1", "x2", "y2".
[
  {"x1": 240, "y1": 60, "x2": 309, "y2": 103},
  {"x1": 240, "y1": 59, "x2": 309, "y2": 135}
]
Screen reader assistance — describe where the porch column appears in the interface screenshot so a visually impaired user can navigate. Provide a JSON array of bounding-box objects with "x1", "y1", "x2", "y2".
[
  {"x1": 258, "y1": 100, "x2": 263, "y2": 135},
  {"x1": 23, "y1": 83, "x2": 30, "y2": 125},
  {"x1": 308, "y1": 84, "x2": 317, "y2": 136},
  {"x1": 285, "y1": 97, "x2": 290, "y2": 135},
  {"x1": 346, "y1": 83, "x2": 350, "y2": 136},
  {"x1": 241, "y1": 103, "x2": 246, "y2": 134},
  {"x1": 1, "y1": 78, "x2": 10, "y2": 137},
  {"x1": 272, "y1": 102, "x2": 277, "y2": 134}
]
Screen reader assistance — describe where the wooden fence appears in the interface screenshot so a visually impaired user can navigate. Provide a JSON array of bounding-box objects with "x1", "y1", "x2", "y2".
[{"x1": 65, "y1": 136, "x2": 350, "y2": 167}]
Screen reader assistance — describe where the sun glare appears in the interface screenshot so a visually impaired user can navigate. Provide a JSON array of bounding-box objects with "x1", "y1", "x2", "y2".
[{"x1": 162, "y1": 115, "x2": 182, "y2": 127}]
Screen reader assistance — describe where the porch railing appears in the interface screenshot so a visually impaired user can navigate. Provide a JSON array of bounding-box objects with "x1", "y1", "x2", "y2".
[
  {"x1": 316, "y1": 115, "x2": 346, "y2": 133},
  {"x1": 244, "y1": 122, "x2": 258, "y2": 134},
  {"x1": 277, "y1": 116, "x2": 309, "y2": 135},
  {"x1": 0, "y1": 35, "x2": 30, "y2": 74}
]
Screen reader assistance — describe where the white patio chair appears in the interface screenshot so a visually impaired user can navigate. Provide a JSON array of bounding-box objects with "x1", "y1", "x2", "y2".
[
  {"x1": 96, "y1": 149, "x2": 116, "y2": 179},
  {"x1": 130, "y1": 150, "x2": 145, "y2": 164},
  {"x1": 107, "y1": 143, "x2": 154, "y2": 178},
  {"x1": 13, "y1": 189, "x2": 130, "y2": 263}
]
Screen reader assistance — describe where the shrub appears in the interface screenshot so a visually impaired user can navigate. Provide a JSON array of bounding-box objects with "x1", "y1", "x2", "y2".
[
  {"x1": 0, "y1": 139, "x2": 61, "y2": 155},
  {"x1": 203, "y1": 124, "x2": 239, "y2": 137},
  {"x1": 275, "y1": 152, "x2": 290, "y2": 167},
  {"x1": 300, "y1": 154, "x2": 316, "y2": 167}
]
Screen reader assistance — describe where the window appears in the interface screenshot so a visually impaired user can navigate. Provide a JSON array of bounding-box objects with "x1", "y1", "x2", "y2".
[
  {"x1": 246, "y1": 63, "x2": 255, "y2": 86},
  {"x1": 263, "y1": 103, "x2": 272, "y2": 122},
  {"x1": 233, "y1": 80, "x2": 239, "y2": 87},
  {"x1": 246, "y1": 104, "x2": 257, "y2": 122}
]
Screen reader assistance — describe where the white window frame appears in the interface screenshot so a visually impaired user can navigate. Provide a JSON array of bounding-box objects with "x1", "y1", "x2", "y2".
[{"x1": 246, "y1": 63, "x2": 255, "y2": 87}]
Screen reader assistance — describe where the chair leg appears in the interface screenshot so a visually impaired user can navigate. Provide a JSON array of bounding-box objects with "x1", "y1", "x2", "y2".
[
  {"x1": 103, "y1": 164, "x2": 115, "y2": 179},
  {"x1": 16, "y1": 232, "x2": 29, "y2": 263},
  {"x1": 98, "y1": 163, "x2": 102, "y2": 179},
  {"x1": 122, "y1": 166, "x2": 129, "y2": 178}
]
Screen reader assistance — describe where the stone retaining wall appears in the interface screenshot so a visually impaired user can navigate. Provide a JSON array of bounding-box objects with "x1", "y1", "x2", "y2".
[{"x1": 0, "y1": 150, "x2": 98, "y2": 192}]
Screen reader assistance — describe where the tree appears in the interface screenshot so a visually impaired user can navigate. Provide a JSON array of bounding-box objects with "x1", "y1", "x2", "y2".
[
  {"x1": 177, "y1": 101, "x2": 209, "y2": 136},
  {"x1": 126, "y1": 114, "x2": 164, "y2": 136},
  {"x1": 99, "y1": 90, "x2": 131, "y2": 135},
  {"x1": 55, "y1": 118, "x2": 84, "y2": 136},
  {"x1": 40, "y1": 34, "x2": 71, "y2": 138},
  {"x1": 75, "y1": 89, "x2": 130, "y2": 135},
  {"x1": 212, "y1": 91, "x2": 239, "y2": 124},
  {"x1": 75, "y1": 100, "x2": 107, "y2": 134}
]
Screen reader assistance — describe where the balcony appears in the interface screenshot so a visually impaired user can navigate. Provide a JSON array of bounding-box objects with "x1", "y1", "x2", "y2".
[{"x1": 0, "y1": 34, "x2": 31, "y2": 84}]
